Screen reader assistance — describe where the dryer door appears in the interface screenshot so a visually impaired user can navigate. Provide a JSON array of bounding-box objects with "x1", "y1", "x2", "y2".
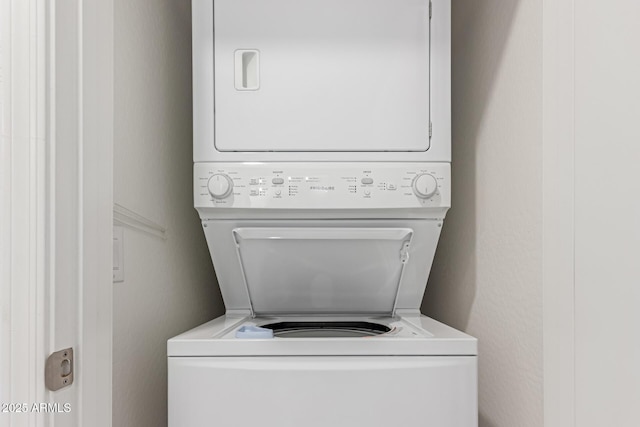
[{"x1": 213, "y1": 0, "x2": 431, "y2": 152}]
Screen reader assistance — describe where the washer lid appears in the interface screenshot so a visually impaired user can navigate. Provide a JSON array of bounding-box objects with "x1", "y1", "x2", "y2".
[{"x1": 232, "y1": 227, "x2": 413, "y2": 316}]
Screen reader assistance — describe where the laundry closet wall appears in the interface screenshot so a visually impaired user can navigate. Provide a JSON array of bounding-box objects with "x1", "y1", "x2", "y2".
[
  {"x1": 423, "y1": 1, "x2": 543, "y2": 426},
  {"x1": 113, "y1": 1, "x2": 224, "y2": 426}
]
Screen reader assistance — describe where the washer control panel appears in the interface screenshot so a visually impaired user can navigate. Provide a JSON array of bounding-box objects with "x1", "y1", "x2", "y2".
[{"x1": 194, "y1": 162, "x2": 450, "y2": 209}]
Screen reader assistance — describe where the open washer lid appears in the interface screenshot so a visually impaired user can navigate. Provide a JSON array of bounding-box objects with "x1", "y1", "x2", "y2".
[{"x1": 232, "y1": 227, "x2": 413, "y2": 316}]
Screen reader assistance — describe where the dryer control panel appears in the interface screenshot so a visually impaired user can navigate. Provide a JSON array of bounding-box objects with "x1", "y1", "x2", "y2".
[{"x1": 194, "y1": 163, "x2": 450, "y2": 210}]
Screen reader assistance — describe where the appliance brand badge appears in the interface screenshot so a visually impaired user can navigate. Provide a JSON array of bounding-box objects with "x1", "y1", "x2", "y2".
[{"x1": 309, "y1": 186, "x2": 335, "y2": 191}]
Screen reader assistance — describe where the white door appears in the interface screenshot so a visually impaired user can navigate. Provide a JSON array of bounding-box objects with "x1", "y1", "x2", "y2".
[
  {"x1": 0, "y1": 1, "x2": 112, "y2": 426},
  {"x1": 214, "y1": 0, "x2": 431, "y2": 152}
]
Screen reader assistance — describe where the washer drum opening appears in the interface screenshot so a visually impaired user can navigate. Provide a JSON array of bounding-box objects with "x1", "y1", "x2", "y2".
[{"x1": 261, "y1": 321, "x2": 392, "y2": 338}]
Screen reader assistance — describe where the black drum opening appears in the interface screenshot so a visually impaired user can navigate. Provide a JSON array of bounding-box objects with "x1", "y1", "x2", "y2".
[{"x1": 260, "y1": 321, "x2": 391, "y2": 338}]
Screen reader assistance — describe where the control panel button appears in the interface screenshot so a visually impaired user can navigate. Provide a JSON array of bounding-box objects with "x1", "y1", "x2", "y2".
[
  {"x1": 208, "y1": 174, "x2": 234, "y2": 199},
  {"x1": 275, "y1": 190, "x2": 282, "y2": 196},
  {"x1": 361, "y1": 177, "x2": 374, "y2": 185},
  {"x1": 364, "y1": 190, "x2": 371, "y2": 196},
  {"x1": 272, "y1": 177, "x2": 285, "y2": 185},
  {"x1": 412, "y1": 173, "x2": 438, "y2": 199}
]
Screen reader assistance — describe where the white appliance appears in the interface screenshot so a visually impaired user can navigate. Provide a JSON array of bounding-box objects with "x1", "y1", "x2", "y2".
[{"x1": 169, "y1": 0, "x2": 477, "y2": 426}]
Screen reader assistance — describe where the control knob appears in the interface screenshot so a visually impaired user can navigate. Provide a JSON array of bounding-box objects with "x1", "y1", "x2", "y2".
[
  {"x1": 207, "y1": 174, "x2": 234, "y2": 199},
  {"x1": 412, "y1": 173, "x2": 438, "y2": 199}
]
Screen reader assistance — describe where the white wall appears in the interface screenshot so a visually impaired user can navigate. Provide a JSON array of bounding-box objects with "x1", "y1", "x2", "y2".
[
  {"x1": 573, "y1": 1, "x2": 640, "y2": 425},
  {"x1": 541, "y1": 1, "x2": 575, "y2": 425},
  {"x1": 113, "y1": 1, "x2": 223, "y2": 426},
  {"x1": 423, "y1": 1, "x2": 543, "y2": 426}
]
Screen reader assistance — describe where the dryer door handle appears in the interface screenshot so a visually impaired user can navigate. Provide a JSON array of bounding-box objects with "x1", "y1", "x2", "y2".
[{"x1": 234, "y1": 49, "x2": 260, "y2": 91}]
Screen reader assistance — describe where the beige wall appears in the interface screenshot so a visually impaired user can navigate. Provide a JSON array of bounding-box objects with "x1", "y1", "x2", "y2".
[
  {"x1": 113, "y1": 1, "x2": 223, "y2": 426},
  {"x1": 423, "y1": 1, "x2": 543, "y2": 426}
]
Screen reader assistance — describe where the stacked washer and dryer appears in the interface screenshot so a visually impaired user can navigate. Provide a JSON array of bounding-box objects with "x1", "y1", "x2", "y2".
[{"x1": 168, "y1": 0, "x2": 477, "y2": 425}]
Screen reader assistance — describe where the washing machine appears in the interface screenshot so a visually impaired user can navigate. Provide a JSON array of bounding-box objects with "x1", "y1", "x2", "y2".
[{"x1": 169, "y1": 0, "x2": 477, "y2": 426}]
